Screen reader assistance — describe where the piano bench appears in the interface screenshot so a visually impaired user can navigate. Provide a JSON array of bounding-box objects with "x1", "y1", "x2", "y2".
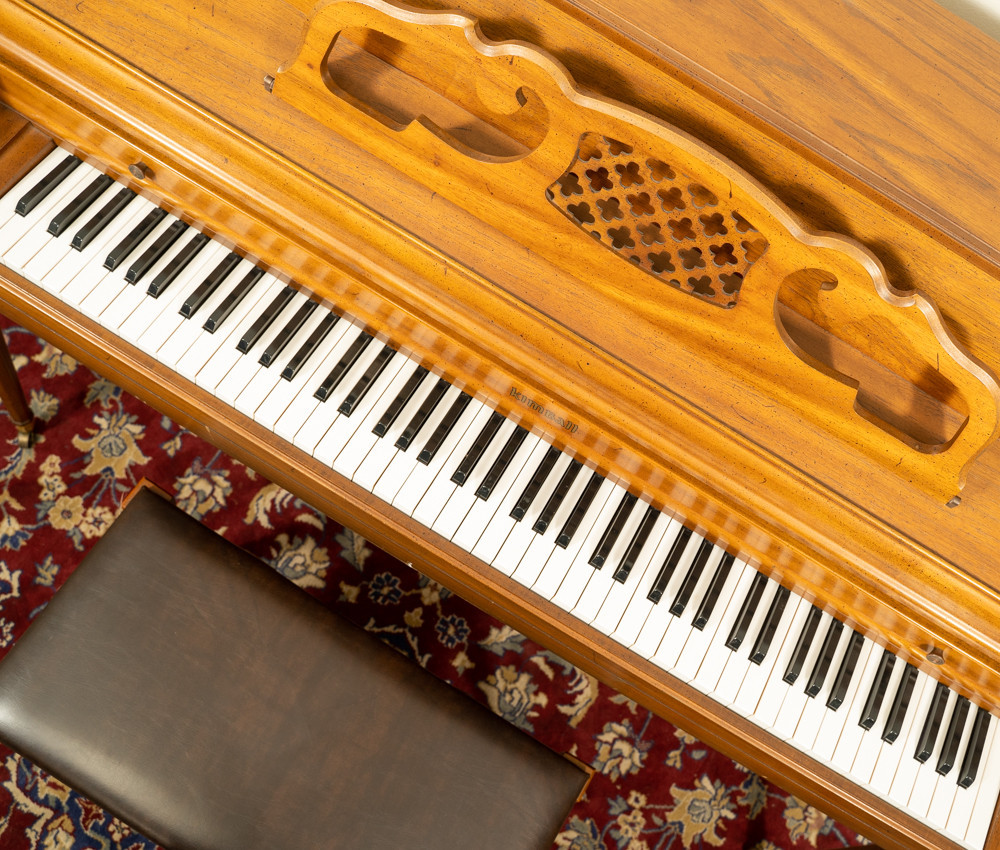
[{"x1": 0, "y1": 483, "x2": 588, "y2": 850}]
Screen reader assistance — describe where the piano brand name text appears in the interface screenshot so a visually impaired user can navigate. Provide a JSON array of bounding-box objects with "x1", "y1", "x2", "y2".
[{"x1": 509, "y1": 388, "x2": 579, "y2": 433}]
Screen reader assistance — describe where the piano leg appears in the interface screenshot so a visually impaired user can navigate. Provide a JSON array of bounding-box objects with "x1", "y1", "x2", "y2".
[{"x1": 0, "y1": 325, "x2": 34, "y2": 446}]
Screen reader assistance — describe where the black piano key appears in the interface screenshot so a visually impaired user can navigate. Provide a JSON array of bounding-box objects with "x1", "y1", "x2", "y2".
[
  {"x1": 669, "y1": 536, "x2": 712, "y2": 616},
  {"x1": 339, "y1": 344, "x2": 395, "y2": 415},
  {"x1": 782, "y1": 604, "x2": 823, "y2": 683},
  {"x1": 47, "y1": 173, "x2": 114, "y2": 236},
  {"x1": 203, "y1": 266, "x2": 265, "y2": 333},
  {"x1": 915, "y1": 682, "x2": 951, "y2": 763},
  {"x1": 451, "y1": 410, "x2": 506, "y2": 486},
  {"x1": 259, "y1": 300, "x2": 316, "y2": 366},
  {"x1": 282, "y1": 312, "x2": 339, "y2": 381},
  {"x1": 589, "y1": 491, "x2": 639, "y2": 567},
  {"x1": 533, "y1": 458, "x2": 583, "y2": 534},
  {"x1": 314, "y1": 331, "x2": 373, "y2": 402},
  {"x1": 72, "y1": 186, "x2": 135, "y2": 251},
  {"x1": 958, "y1": 707, "x2": 991, "y2": 788},
  {"x1": 417, "y1": 392, "x2": 471, "y2": 464},
  {"x1": 510, "y1": 446, "x2": 560, "y2": 521},
  {"x1": 647, "y1": 526, "x2": 694, "y2": 604},
  {"x1": 373, "y1": 365, "x2": 428, "y2": 436},
  {"x1": 181, "y1": 251, "x2": 241, "y2": 318},
  {"x1": 826, "y1": 629, "x2": 864, "y2": 709},
  {"x1": 16, "y1": 154, "x2": 80, "y2": 215},
  {"x1": 146, "y1": 232, "x2": 210, "y2": 298},
  {"x1": 726, "y1": 572, "x2": 769, "y2": 651},
  {"x1": 395, "y1": 377, "x2": 449, "y2": 450},
  {"x1": 937, "y1": 696, "x2": 971, "y2": 775},
  {"x1": 882, "y1": 663, "x2": 918, "y2": 743},
  {"x1": 691, "y1": 550, "x2": 735, "y2": 629},
  {"x1": 125, "y1": 219, "x2": 188, "y2": 284},
  {"x1": 104, "y1": 207, "x2": 167, "y2": 270},
  {"x1": 476, "y1": 427, "x2": 528, "y2": 499},
  {"x1": 749, "y1": 585, "x2": 791, "y2": 665},
  {"x1": 805, "y1": 618, "x2": 845, "y2": 698},
  {"x1": 238, "y1": 286, "x2": 297, "y2": 353},
  {"x1": 859, "y1": 649, "x2": 897, "y2": 730},
  {"x1": 613, "y1": 504, "x2": 659, "y2": 583},
  {"x1": 556, "y1": 471, "x2": 603, "y2": 548}
]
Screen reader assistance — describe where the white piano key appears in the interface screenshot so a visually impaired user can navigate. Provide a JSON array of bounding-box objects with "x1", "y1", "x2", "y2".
[
  {"x1": 629, "y1": 529, "x2": 705, "y2": 660},
  {"x1": 606, "y1": 516, "x2": 684, "y2": 647},
  {"x1": 329, "y1": 358, "x2": 424, "y2": 477},
  {"x1": 0, "y1": 161, "x2": 98, "y2": 270},
  {"x1": 271, "y1": 319, "x2": 363, "y2": 443},
  {"x1": 432, "y1": 417, "x2": 518, "y2": 540},
  {"x1": 76, "y1": 212, "x2": 179, "y2": 320},
  {"x1": 885, "y1": 671, "x2": 937, "y2": 804},
  {"x1": 827, "y1": 645, "x2": 892, "y2": 777},
  {"x1": 513, "y1": 464, "x2": 597, "y2": 592},
  {"x1": 386, "y1": 390, "x2": 482, "y2": 510},
  {"x1": 571, "y1": 497, "x2": 651, "y2": 623},
  {"x1": 549, "y1": 482, "x2": 631, "y2": 613},
  {"x1": 0, "y1": 148, "x2": 70, "y2": 228},
  {"x1": 491, "y1": 451, "x2": 573, "y2": 576},
  {"x1": 945, "y1": 709, "x2": 993, "y2": 843},
  {"x1": 19, "y1": 179, "x2": 124, "y2": 283},
  {"x1": 157, "y1": 256, "x2": 256, "y2": 368},
  {"x1": 649, "y1": 545, "x2": 730, "y2": 674},
  {"x1": 965, "y1": 715, "x2": 1000, "y2": 850},
  {"x1": 927, "y1": 698, "x2": 978, "y2": 830},
  {"x1": 749, "y1": 600, "x2": 820, "y2": 731},
  {"x1": 351, "y1": 370, "x2": 440, "y2": 494},
  {"x1": 119, "y1": 239, "x2": 229, "y2": 347},
  {"x1": 869, "y1": 669, "x2": 932, "y2": 795},
  {"x1": 98, "y1": 229, "x2": 200, "y2": 331},
  {"x1": 451, "y1": 430, "x2": 542, "y2": 554},
  {"x1": 668, "y1": 551, "x2": 746, "y2": 683},
  {"x1": 523, "y1": 475, "x2": 619, "y2": 599},
  {"x1": 233, "y1": 304, "x2": 331, "y2": 419},
  {"x1": 791, "y1": 620, "x2": 854, "y2": 752},
  {"x1": 314, "y1": 348, "x2": 408, "y2": 467},
  {"x1": 704, "y1": 577, "x2": 781, "y2": 707},
  {"x1": 591, "y1": 510, "x2": 674, "y2": 637},
  {"x1": 469, "y1": 437, "x2": 553, "y2": 567},
  {"x1": 908, "y1": 687, "x2": 959, "y2": 817},
  {"x1": 40, "y1": 196, "x2": 156, "y2": 301},
  {"x1": 808, "y1": 635, "x2": 877, "y2": 762},
  {"x1": 186, "y1": 274, "x2": 283, "y2": 389},
  {"x1": 851, "y1": 654, "x2": 908, "y2": 784},
  {"x1": 732, "y1": 593, "x2": 806, "y2": 720},
  {"x1": 410, "y1": 402, "x2": 495, "y2": 527},
  {"x1": 255, "y1": 313, "x2": 352, "y2": 431},
  {"x1": 766, "y1": 608, "x2": 834, "y2": 735},
  {"x1": 215, "y1": 290, "x2": 310, "y2": 407}
]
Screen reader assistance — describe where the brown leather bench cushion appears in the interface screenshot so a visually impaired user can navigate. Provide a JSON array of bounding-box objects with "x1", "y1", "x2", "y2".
[{"x1": 0, "y1": 486, "x2": 586, "y2": 849}]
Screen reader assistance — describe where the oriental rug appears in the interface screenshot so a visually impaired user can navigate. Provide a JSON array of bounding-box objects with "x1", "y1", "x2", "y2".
[{"x1": 0, "y1": 319, "x2": 864, "y2": 850}]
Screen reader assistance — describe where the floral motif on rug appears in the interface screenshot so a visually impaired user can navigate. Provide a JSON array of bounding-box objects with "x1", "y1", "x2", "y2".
[{"x1": 0, "y1": 319, "x2": 862, "y2": 850}]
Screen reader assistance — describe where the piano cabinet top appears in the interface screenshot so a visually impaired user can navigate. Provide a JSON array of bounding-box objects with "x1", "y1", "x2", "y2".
[{"x1": 6, "y1": 0, "x2": 1000, "y2": 700}]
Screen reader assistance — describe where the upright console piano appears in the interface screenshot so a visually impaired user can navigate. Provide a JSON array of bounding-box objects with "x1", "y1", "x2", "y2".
[{"x1": 1, "y1": 0, "x2": 999, "y2": 847}]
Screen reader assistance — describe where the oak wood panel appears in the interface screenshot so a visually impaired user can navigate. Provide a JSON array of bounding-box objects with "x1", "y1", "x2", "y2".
[
  {"x1": 0, "y1": 260, "x2": 988, "y2": 850},
  {"x1": 2, "y1": 0, "x2": 1000, "y2": 710},
  {"x1": 564, "y1": 0, "x2": 1000, "y2": 269}
]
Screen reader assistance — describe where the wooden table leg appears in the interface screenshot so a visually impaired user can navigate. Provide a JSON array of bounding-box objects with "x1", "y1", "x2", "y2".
[{"x1": 0, "y1": 325, "x2": 34, "y2": 446}]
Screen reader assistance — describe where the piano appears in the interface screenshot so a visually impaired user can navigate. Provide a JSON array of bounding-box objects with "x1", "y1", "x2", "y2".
[{"x1": 0, "y1": 0, "x2": 998, "y2": 847}]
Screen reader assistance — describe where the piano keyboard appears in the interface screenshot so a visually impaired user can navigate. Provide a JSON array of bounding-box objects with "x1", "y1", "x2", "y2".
[{"x1": 2, "y1": 148, "x2": 997, "y2": 850}]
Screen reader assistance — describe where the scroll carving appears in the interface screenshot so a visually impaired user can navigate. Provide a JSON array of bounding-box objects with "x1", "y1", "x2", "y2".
[{"x1": 272, "y1": 0, "x2": 1000, "y2": 503}]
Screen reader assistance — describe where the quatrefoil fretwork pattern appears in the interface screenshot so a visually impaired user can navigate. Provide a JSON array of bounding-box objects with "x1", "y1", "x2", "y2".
[{"x1": 546, "y1": 132, "x2": 769, "y2": 308}]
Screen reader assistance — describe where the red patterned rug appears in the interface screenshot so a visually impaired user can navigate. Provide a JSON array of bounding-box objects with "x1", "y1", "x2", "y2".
[{"x1": 0, "y1": 318, "x2": 864, "y2": 850}]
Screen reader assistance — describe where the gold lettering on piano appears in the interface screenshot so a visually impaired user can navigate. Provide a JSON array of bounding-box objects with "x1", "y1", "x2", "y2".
[{"x1": 509, "y1": 388, "x2": 579, "y2": 433}]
